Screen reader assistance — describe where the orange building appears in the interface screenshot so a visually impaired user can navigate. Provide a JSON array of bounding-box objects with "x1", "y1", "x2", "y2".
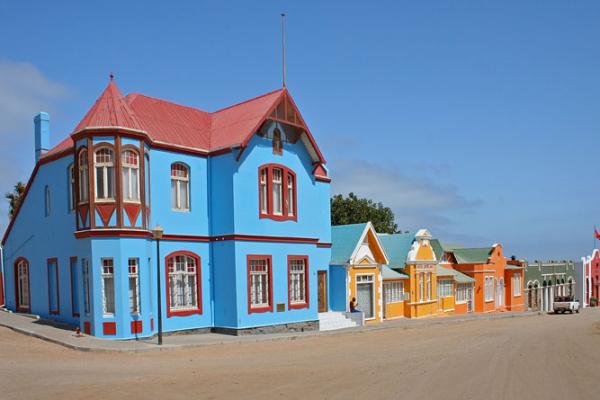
[{"x1": 443, "y1": 244, "x2": 524, "y2": 313}]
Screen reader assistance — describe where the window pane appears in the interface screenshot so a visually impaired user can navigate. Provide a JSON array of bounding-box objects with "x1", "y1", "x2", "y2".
[
  {"x1": 181, "y1": 181, "x2": 189, "y2": 209},
  {"x1": 122, "y1": 168, "x2": 130, "y2": 200},
  {"x1": 131, "y1": 168, "x2": 139, "y2": 201},
  {"x1": 96, "y1": 167, "x2": 104, "y2": 199},
  {"x1": 171, "y1": 180, "x2": 177, "y2": 208},
  {"x1": 107, "y1": 166, "x2": 115, "y2": 198}
]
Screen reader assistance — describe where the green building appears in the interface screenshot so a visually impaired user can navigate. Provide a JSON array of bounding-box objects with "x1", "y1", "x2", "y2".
[{"x1": 523, "y1": 260, "x2": 577, "y2": 312}]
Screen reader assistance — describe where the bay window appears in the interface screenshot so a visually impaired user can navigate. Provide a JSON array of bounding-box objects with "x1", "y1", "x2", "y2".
[
  {"x1": 166, "y1": 252, "x2": 201, "y2": 316},
  {"x1": 171, "y1": 163, "x2": 190, "y2": 211},
  {"x1": 258, "y1": 165, "x2": 296, "y2": 220},
  {"x1": 95, "y1": 148, "x2": 115, "y2": 201},
  {"x1": 248, "y1": 255, "x2": 272, "y2": 312},
  {"x1": 122, "y1": 150, "x2": 140, "y2": 202},
  {"x1": 78, "y1": 149, "x2": 89, "y2": 203},
  {"x1": 288, "y1": 256, "x2": 308, "y2": 308}
]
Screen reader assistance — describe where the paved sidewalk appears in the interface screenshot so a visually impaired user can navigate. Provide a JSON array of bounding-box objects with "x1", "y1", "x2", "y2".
[{"x1": 0, "y1": 308, "x2": 541, "y2": 353}]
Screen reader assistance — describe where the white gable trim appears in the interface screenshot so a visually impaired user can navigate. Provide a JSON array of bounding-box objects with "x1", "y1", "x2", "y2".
[{"x1": 349, "y1": 222, "x2": 390, "y2": 265}]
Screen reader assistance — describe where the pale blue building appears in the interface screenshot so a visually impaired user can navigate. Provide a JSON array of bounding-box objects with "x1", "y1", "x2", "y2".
[{"x1": 1, "y1": 78, "x2": 332, "y2": 339}]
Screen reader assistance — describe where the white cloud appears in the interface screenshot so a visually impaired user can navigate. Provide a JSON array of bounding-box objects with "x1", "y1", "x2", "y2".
[
  {"x1": 330, "y1": 159, "x2": 480, "y2": 231},
  {"x1": 0, "y1": 60, "x2": 70, "y2": 233}
]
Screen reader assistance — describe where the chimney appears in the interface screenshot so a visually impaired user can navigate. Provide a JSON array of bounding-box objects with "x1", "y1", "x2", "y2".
[{"x1": 34, "y1": 112, "x2": 50, "y2": 163}]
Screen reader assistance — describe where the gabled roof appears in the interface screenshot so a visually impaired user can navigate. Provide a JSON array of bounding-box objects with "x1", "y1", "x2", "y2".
[
  {"x1": 451, "y1": 247, "x2": 494, "y2": 264},
  {"x1": 330, "y1": 222, "x2": 389, "y2": 265},
  {"x1": 382, "y1": 265, "x2": 408, "y2": 280},
  {"x1": 43, "y1": 80, "x2": 326, "y2": 164},
  {"x1": 378, "y1": 232, "x2": 416, "y2": 269}
]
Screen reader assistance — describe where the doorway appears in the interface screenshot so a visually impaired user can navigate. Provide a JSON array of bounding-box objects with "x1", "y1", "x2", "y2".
[
  {"x1": 318, "y1": 271, "x2": 327, "y2": 313},
  {"x1": 14, "y1": 258, "x2": 30, "y2": 313},
  {"x1": 356, "y1": 274, "x2": 375, "y2": 319}
]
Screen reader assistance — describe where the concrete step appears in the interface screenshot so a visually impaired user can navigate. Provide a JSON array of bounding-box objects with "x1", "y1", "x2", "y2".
[{"x1": 318, "y1": 312, "x2": 360, "y2": 331}]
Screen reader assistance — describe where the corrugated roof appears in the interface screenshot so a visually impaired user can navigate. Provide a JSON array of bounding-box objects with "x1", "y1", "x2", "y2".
[
  {"x1": 437, "y1": 265, "x2": 475, "y2": 283},
  {"x1": 430, "y1": 239, "x2": 444, "y2": 260},
  {"x1": 330, "y1": 223, "x2": 368, "y2": 265},
  {"x1": 451, "y1": 247, "x2": 494, "y2": 264},
  {"x1": 382, "y1": 265, "x2": 408, "y2": 280},
  {"x1": 378, "y1": 232, "x2": 415, "y2": 269},
  {"x1": 505, "y1": 265, "x2": 523, "y2": 270}
]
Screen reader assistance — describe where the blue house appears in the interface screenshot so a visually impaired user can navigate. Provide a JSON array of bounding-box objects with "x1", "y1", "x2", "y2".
[{"x1": 1, "y1": 77, "x2": 332, "y2": 339}]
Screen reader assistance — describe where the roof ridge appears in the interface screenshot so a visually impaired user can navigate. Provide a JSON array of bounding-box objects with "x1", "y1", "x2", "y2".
[{"x1": 212, "y1": 88, "x2": 284, "y2": 114}]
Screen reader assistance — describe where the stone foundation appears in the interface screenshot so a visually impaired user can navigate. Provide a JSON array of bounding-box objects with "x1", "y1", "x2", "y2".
[{"x1": 212, "y1": 320, "x2": 319, "y2": 336}]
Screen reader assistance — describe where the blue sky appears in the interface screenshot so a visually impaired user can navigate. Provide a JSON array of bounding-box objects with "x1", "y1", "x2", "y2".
[{"x1": 1, "y1": 1, "x2": 599, "y2": 261}]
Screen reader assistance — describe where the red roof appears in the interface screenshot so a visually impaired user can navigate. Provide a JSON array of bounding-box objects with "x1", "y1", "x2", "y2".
[{"x1": 43, "y1": 80, "x2": 324, "y2": 162}]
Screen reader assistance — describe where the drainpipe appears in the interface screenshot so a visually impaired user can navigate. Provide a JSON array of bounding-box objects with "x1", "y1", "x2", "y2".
[
  {"x1": 207, "y1": 155, "x2": 215, "y2": 327},
  {"x1": 0, "y1": 244, "x2": 5, "y2": 307}
]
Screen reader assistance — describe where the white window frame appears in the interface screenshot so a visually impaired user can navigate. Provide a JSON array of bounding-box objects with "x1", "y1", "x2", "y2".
[
  {"x1": 289, "y1": 258, "x2": 307, "y2": 305},
  {"x1": 171, "y1": 163, "x2": 190, "y2": 211},
  {"x1": 456, "y1": 283, "x2": 471, "y2": 303},
  {"x1": 426, "y1": 272, "x2": 432, "y2": 300},
  {"x1": 16, "y1": 260, "x2": 30, "y2": 309},
  {"x1": 128, "y1": 258, "x2": 140, "y2": 314},
  {"x1": 484, "y1": 276, "x2": 494, "y2": 302},
  {"x1": 513, "y1": 274, "x2": 522, "y2": 297},
  {"x1": 78, "y1": 149, "x2": 89, "y2": 203},
  {"x1": 249, "y1": 258, "x2": 270, "y2": 308},
  {"x1": 101, "y1": 258, "x2": 115, "y2": 315},
  {"x1": 168, "y1": 255, "x2": 199, "y2": 311},
  {"x1": 94, "y1": 147, "x2": 115, "y2": 202},
  {"x1": 68, "y1": 164, "x2": 75, "y2": 212},
  {"x1": 286, "y1": 173, "x2": 294, "y2": 217},
  {"x1": 384, "y1": 281, "x2": 404, "y2": 303},
  {"x1": 418, "y1": 273, "x2": 424, "y2": 302},
  {"x1": 437, "y1": 279, "x2": 453, "y2": 298},
  {"x1": 122, "y1": 150, "x2": 140, "y2": 203},
  {"x1": 272, "y1": 168, "x2": 283, "y2": 215},
  {"x1": 260, "y1": 168, "x2": 268, "y2": 214}
]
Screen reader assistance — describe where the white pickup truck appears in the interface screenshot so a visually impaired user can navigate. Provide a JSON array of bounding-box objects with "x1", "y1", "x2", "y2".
[{"x1": 553, "y1": 296, "x2": 580, "y2": 314}]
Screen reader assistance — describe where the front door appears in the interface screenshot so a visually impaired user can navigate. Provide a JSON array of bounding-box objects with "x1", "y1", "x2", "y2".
[
  {"x1": 318, "y1": 271, "x2": 327, "y2": 313},
  {"x1": 357, "y1": 283, "x2": 374, "y2": 319},
  {"x1": 15, "y1": 259, "x2": 30, "y2": 313}
]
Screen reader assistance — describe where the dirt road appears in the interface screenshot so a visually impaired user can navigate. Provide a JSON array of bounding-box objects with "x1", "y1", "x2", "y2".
[{"x1": 1, "y1": 309, "x2": 600, "y2": 400}]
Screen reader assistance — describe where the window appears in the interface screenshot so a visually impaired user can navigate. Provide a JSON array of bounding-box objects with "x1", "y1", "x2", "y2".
[
  {"x1": 426, "y1": 272, "x2": 432, "y2": 300},
  {"x1": 47, "y1": 259, "x2": 59, "y2": 314},
  {"x1": 384, "y1": 281, "x2": 404, "y2": 303},
  {"x1": 95, "y1": 148, "x2": 115, "y2": 201},
  {"x1": 78, "y1": 149, "x2": 89, "y2": 203},
  {"x1": 15, "y1": 259, "x2": 30, "y2": 312},
  {"x1": 273, "y1": 128, "x2": 283, "y2": 155},
  {"x1": 82, "y1": 259, "x2": 91, "y2": 315},
  {"x1": 128, "y1": 258, "x2": 140, "y2": 314},
  {"x1": 101, "y1": 258, "x2": 115, "y2": 315},
  {"x1": 258, "y1": 165, "x2": 296, "y2": 220},
  {"x1": 44, "y1": 185, "x2": 51, "y2": 217},
  {"x1": 70, "y1": 257, "x2": 80, "y2": 317},
  {"x1": 437, "y1": 279, "x2": 453, "y2": 298},
  {"x1": 418, "y1": 273, "x2": 424, "y2": 302},
  {"x1": 122, "y1": 150, "x2": 140, "y2": 202},
  {"x1": 288, "y1": 256, "x2": 308, "y2": 308},
  {"x1": 68, "y1": 164, "x2": 75, "y2": 212},
  {"x1": 513, "y1": 274, "x2": 522, "y2": 296},
  {"x1": 248, "y1": 256, "x2": 272, "y2": 312},
  {"x1": 484, "y1": 276, "x2": 494, "y2": 302},
  {"x1": 456, "y1": 283, "x2": 471, "y2": 303},
  {"x1": 166, "y1": 253, "x2": 201, "y2": 315},
  {"x1": 171, "y1": 163, "x2": 189, "y2": 210}
]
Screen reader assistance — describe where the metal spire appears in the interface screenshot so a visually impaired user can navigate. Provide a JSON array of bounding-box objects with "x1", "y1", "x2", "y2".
[{"x1": 281, "y1": 13, "x2": 286, "y2": 88}]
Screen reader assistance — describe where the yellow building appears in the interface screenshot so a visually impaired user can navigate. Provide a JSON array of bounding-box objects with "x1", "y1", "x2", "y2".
[{"x1": 330, "y1": 222, "x2": 390, "y2": 324}]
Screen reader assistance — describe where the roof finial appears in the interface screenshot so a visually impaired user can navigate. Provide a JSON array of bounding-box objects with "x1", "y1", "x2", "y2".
[
  {"x1": 281, "y1": 13, "x2": 286, "y2": 88},
  {"x1": 109, "y1": 72, "x2": 115, "y2": 81}
]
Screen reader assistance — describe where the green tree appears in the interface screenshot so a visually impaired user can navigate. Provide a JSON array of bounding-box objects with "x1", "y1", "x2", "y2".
[
  {"x1": 5, "y1": 182, "x2": 26, "y2": 219},
  {"x1": 331, "y1": 192, "x2": 398, "y2": 234}
]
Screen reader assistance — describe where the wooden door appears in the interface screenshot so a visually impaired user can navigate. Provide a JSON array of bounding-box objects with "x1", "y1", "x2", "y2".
[{"x1": 318, "y1": 271, "x2": 327, "y2": 313}]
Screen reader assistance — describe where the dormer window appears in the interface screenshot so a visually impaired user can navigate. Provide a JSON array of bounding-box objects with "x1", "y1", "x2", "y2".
[
  {"x1": 259, "y1": 164, "x2": 296, "y2": 221},
  {"x1": 122, "y1": 150, "x2": 140, "y2": 202},
  {"x1": 94, "y1": 147, "x2": 115, "y2": 201},
  {"x1": 273, "y1": 129, "x2": 283, "y2": 155}
]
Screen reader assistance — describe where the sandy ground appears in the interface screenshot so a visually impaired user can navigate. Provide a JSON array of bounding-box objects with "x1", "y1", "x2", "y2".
[{"x1": 1, "y1": 310, "x2": 600, "y2": 400}]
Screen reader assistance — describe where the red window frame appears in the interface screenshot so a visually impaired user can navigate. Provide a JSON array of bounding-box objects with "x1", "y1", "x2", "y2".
[
  {"x1": 258, "y1": 164, "x2": 297, "y2": 221},
  {"x1": 247, "y1": 255, "x2": 273, "y2": 314},
  {"x1": 70, "y1": 256, "x2": 79, "y2": 317},
  {"x1": 47, "y1": 258, "x2": 60, "y2": 315},
  {"x1": 14, "y1": 257, "x2": 31, "y2": 313},
  {"x1": 164, "y1": 251, "x2": 203, "y2": 318},
  {"x1": 288, "y1": 255, "x2": 309, "y2": 310}
]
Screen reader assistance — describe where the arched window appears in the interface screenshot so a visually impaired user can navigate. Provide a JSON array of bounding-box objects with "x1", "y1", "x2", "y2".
[
  {"x1": 94, "y1": 147, "x2": 115, "y2": 201},
  {"x1": 44, "y1": 185, "x2": 51, "y2": 217},
  {"x1": 122, "y1": 150, "x2": 140, "y2": 202},
  {"x1": 273, "y1": 128, "x2": 283, "y2": 155},
  {"x1": 68, "y1": 164, "x2": 75, "y2": 212},
  {"x1": 258, "y1": 164, "x2": 296, "y2": 221},
  {"x1": 15, "y1": 258, "x2": 30, "y2": 312},
  {"x1": 166, "y1": 252, "x2": 201, "y2": 316},
  {"x1": 171, "y1": 163, "x2": 190, "y2": 211},
  {"x1": 78, "y1": 149, "x2": 89, "y2": 203}
]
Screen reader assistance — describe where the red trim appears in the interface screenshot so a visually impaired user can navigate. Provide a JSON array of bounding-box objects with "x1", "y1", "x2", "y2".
[
  {"x1": 258, "y1": 163, "x2": 297, "y2": 222},
  {"x1": 69, "y1": 257, "x2": 80, "y2": 317},
  {"x1": 47, "y1": 258, "x2": 60, "y2": 315},
  {"x1": 83, "y1": 321, "x2": 91, "y2": 334},
  {"x1": 162, "y1": 234, "x2": 210, "y2": 242},
  {"x1": 13, "y1": 257, "x2": 31, "y2": 313},
  {"x1": 316, "y1": 242, "x2": 332, "y2": 248},
  {"x1": 213, "y1": 234, "x2": 319, "y2": 244},
  {"x1": 96, "y1": 203, "x2": 116, "y2": 227},
  {"x1": 288, "y1": 255, "x2": 309, "y2": 310},
  {"x1": 315, "y1": 176, "x2": 331, "y2": 183},
  {"x1": 247, "y1": 255, "x2": 273, "y2": 314},
  {"x1": 124, "y1": 203, "x2": 141, "y2": 226},
  {"x1": 103, "y1": 322, "x2": 117, "y2": 335},
  {"x1": 131, "y1": 320, "x2": 143, "y2": 334},
  {"x1": 164, "y1": 251, "x2": 203, "y2": 318},
  {"x1": 75, "y1": 229, "x2": 152, "y2": 239},
  {"x1": 0, "y1": 271, "x2": 4, "y2": 306}
]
